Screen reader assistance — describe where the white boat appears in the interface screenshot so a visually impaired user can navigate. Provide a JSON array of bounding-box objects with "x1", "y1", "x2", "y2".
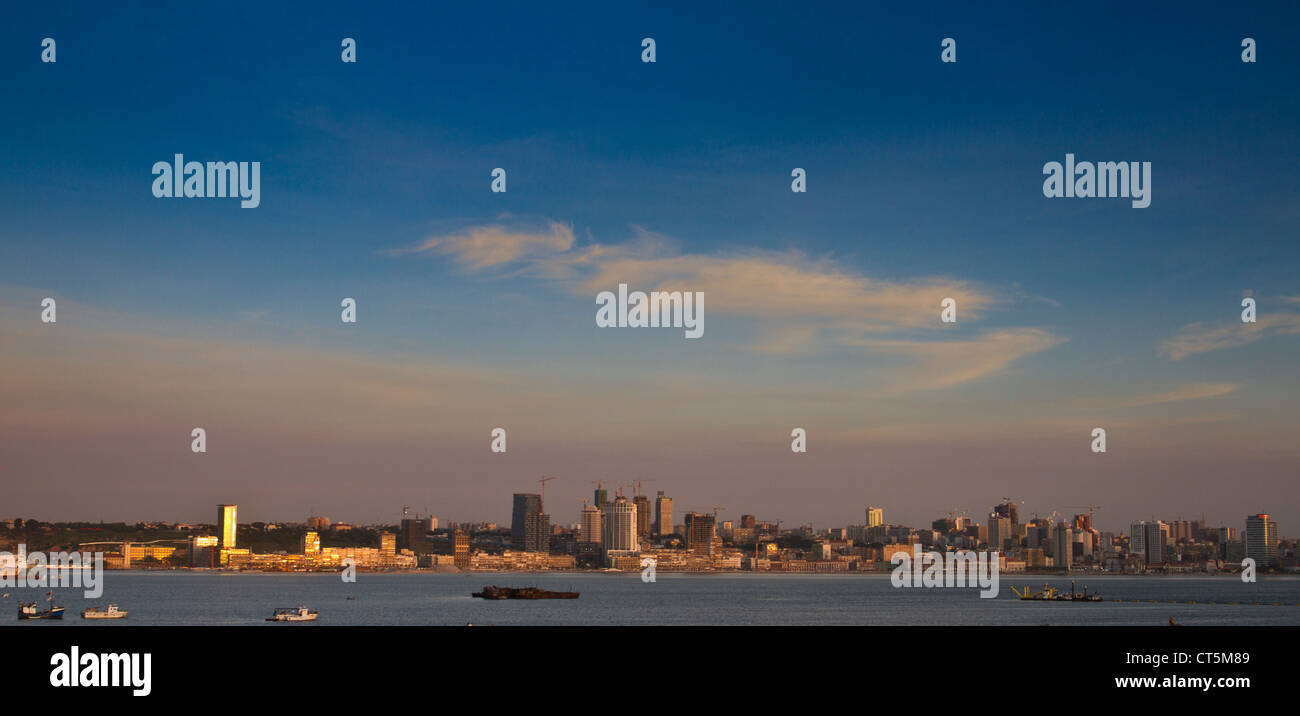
[
  {"x1": 82, "y1": 604, "x2": 128, "y2": 619},
  {"x1": 266, "y1": 605, "x2": 318, "y2": 622}
]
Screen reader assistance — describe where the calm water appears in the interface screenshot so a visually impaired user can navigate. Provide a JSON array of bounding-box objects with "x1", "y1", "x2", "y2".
[{"x1": 6, "y1": 571, "x2": 1300, "y2": 626}]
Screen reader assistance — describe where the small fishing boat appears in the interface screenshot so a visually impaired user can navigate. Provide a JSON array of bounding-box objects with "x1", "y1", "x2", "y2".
[
  {"x1": 18, "y1": 601, "x2": 65, "y2": 620},
  {"x1": 82, "y1": 604, "x2": 128, "y2": 619},
  {"x1": 266, "y1": 605, "x2": 318, "y2": 622}
]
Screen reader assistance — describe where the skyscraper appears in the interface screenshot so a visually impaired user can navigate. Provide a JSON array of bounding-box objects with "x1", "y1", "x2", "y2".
[
  {"x1": 1131, "y1": 520, "x2": 1166, "y2": 565},
  {"x1": 399, "y1": 517, "x2": 429, "y2": 551},
  {"x1": 1053, "y1": 524, "x2": 1073, "y2": 569},
  {"x1": 602, "y1": 497, "x2": 637, "y2": 564},
  {"x1": 634, "y1": 494, "x2": 651, "y2": 538},
  {"x1": 988, "y1": 516, "x2": 1011, "y2": 551},
  {"x1": 217, "y1": 504, "x2": 237, "y2": 549},
  {"x1": 580, "y1": 503, "x2": 603, "y2": 544},
  {"x1": 993, "y1": 500, "x2": 1019, "y2": 525},
  {"x1": 685, "y1": 512, "x2": 716, "y2": 556},
  {"x1": 452, "y1": 529, "x2": 470, "y2": 568},
  {"x1": 654, "y1": 491, "x2": 673, "y2": 536},
  {"x1": 511, "y1": 493, "x2": 549, "y2": 552},
  {"x1": 1246, "y1": 513, "x2": 1278, "y2": 567},
  {"x1": 866, "y1": 507, "x2": 884, "y2": 528}
]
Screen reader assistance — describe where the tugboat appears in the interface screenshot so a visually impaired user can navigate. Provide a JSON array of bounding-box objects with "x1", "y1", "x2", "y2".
[
  {"x1": 18, "y1": 597, "x2": 65, "y2": 620},
  {"x1": 82, "y1": 604, "x2": 129, "y2": 619},
  {"x1": 472, "y1": 586, "x2": 579, "y2": 600},
  {"x1": 1010, "y1": 581, "x2": 1102, "y2": 602},
  {"x1": 266, "y1": 605, "x2": 319, "y2": 621}
]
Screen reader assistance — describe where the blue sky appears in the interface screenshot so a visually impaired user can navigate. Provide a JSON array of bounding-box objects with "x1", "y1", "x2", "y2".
[{"x1": 1, "y1": 2, "x2": 1297, "y2": 531}]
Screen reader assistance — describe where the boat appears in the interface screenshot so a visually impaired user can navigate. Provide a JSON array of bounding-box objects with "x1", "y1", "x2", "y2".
[
  {"x1": 1009, "y1": 581, "x2": 1103, "y2": 602},
  {"x1": 17, "y1": 601, "x2": 65, "y2": 620},
  {"x1": 471, "y1": 586, "x2": 579, "y2": 600},
  {"x1": 266, "y1": 605, "x2": 318, "y2": 621},
  {"x1": 82, "y1": 604, "x2": 128, "y2": 619}
]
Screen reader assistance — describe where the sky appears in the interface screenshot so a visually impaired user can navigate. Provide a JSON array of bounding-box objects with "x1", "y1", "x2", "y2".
[{"x1": 1, "y1": 2, "x2": 1297, "y2": 535}]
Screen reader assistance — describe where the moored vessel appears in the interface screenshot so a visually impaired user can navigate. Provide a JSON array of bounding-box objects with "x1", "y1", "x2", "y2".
[
  {"x1": 18, "y1": 601, "x2": 65, "y2": 620},
  {"x1": 1010, "y1": 581, "x2": 1102, "y2": 602},
  {"x1": 266, "y1": 605, "x2": 318, "y2": 621},
  {"x1": 472, "y1": 585, "x2": 579, "y2": 600},
  {"x1": 82, "y1": 604, "x2": 128, "y2": 619}
]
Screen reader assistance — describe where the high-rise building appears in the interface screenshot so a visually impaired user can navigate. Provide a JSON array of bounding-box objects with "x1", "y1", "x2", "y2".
[
  {"x1": 988, "y1": 516, "x2": 1011, "y2": 551},
  {"x1": 307, "y1": 515, "x2": 331, "y2": 531},
  {"x1": 1025, "y1": 518, "x2": 1052, "y2": 550},
  {"x1": 525, "y1": 512, "x2": 550, "y2": 553},
  {"x1": 580, "y1": 503, "x2": 603, "y2": 544},
  {"x1": 685, "y1": 512, "x2": 716, "y2": 556},
  {"x1": 511, "y1": 493, "x2": 550, "y2": 552},
  {"x1": 993, "y1": 500, "x2": 1019, "y2": 525},
  {"x1": 1246, "y1": 514, "x2": 1278, "y2": 567},
  {"x1": 378, "y1": 532, "x2": 396, "y2": 555},
  {"x1": 740, "y1": 514, "x2": 756, "y2": 529},
  {"x1": 300, "y1": 530, "x2": 321, "y2": 555},
  {"x1": 654, "y1": 491, "x2": 673, "y2": 536},
  {"x1": 593, "y1": 486, "x2": 609, "y2": 510},
  {"x1": 866, "y1": 507, "x2": 884, "y2": 528},
  {"x1": 217, "y1": 504, "x2": 237, "y2": 549},
  {"x1": 1131, "y1": 521, "x2": 1166, "y2": 565},
  {"x1": 602, "y1": 497, "x2": 637, "y2": 564},
  {"x1": 452, "y1": 529, "x2": 470, "y2": 568},
  {"x1": 1053, "y1": 524, "x2": 1073, "y2": 569},
  {"x1": 399, "y1": 518, "x2": 430, "y2": 551},
  {"x1": 633, "y1": 495, "x2": 651, "y2": 538}
]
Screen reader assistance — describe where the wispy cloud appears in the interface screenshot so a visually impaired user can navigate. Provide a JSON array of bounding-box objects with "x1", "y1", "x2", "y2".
[
  {"x1": 387, "y1": 221, "x2": 576, "y2": 269},
  {"x1": 396, "y1": 221, "x2": 1063, "y2": 387},
  {"x1": 1076, "y1": 382, "x2": 1239, "y2": 410},
  {"x1": 846, "y1": 329, "x2": 1067, "y2": 392},
  {"x1": 1161, "y1": 314, "x2": 1300, "y2": 360}
]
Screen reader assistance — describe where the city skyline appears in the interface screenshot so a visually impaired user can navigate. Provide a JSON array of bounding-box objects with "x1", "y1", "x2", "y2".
[
  {"x1": 2, "y1": 493, "x2": 1286, "y2": 542},
  {"x1": 2, "y1": 2, "x2": 1298, "y2": 530}
]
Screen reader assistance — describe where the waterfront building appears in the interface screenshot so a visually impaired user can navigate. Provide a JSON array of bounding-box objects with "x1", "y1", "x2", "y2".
[
  {"x1": 301, "y1": 530, "x2": 320, "y2": 555},
  {"x1": 685, "y1": 512, "x2": 716, "y2": 557},
  {"x1": 580, "y1": 503, "x2": 603, "y2": 544},
  {"x1": 654, "y1": 491, "x2": 673, "y2": 536},
  {"x1": 217, "y1": 504, "x2": 237, "y2": 549},
  {"x1": 602, "y1": 496, "x2": 638, "y2": 565},
  {"x1": 399, "y1": 518, "x2": 430, "y2": 551},
  {"x1": 511, "y1": 493, "x2": 549, "y2": 552},
  {"x1": 1052, "y1": 524, "x2": 1073, "y2": 569},
  {"x1": 1246, "y1": 513, "x2": 1278, "y2": 567},
  {"x1": 452, "y1": 529, "x2": 470, "y2": 568}
]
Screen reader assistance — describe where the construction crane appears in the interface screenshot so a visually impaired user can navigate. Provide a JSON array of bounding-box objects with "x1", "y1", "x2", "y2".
[
  {"x1": 538, "y1": 476, "x2": 555, "y2": 513},
  {"x1": 631, "y1": 479, "x2": 655, "y2": 496},
  {"x1": 1063, "y1": 504, "x2": 1103, "y2": 526}
]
